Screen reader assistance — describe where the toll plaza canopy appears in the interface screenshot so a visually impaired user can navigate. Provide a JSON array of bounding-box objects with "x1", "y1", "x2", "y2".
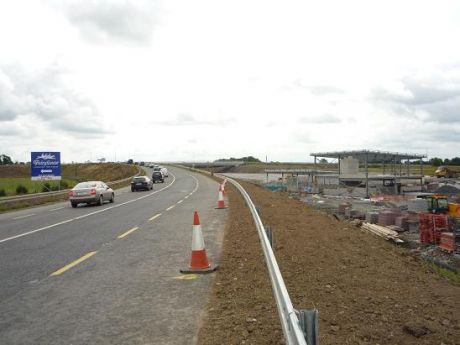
[
  {"x1": 310, "y1": 150, "x2": 426, "y2": 163},
  {"x1": 310, "y1": 150, "x2": 427, "y2": 198}
]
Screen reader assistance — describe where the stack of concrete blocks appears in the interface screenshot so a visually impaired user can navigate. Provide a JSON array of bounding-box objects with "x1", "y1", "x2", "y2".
[
  {"x1": 365, "y1": 211, "x2": 379, "y2": 224},
  {"x1": 407, "y1": 212, "x2": 420, "y2": 233},
  {"x1": 378, "y1": 210, "x2": 400, "y2": 226},
  {"x1": 338, "y1": 202, "x2": 351, "y2": 215},
  {"x1": 345, "y1": 209, "x2": 365, "y2": 219},
  {"x1": 395, "y1": 216, "x2": 409, "y2": 231},
  {"x1": 406, "y1": 199, "x2": 426, "y2": 233}
]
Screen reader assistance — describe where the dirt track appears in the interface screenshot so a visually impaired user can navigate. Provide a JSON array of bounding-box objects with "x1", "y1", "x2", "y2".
[{"x1": 198, "y1": 180, "x2": 460, "y2": 345}]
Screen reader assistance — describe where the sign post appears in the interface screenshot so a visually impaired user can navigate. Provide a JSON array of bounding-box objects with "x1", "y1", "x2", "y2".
[{"x1": 31, "y1": 152, "x2": 61, "y2": 181}]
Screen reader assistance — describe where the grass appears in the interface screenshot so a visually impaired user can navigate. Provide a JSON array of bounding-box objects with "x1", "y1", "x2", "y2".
[
  {"x1": 427, "y1": 263, "x2": 460, "y2": 285},
  {"x1": 0, "y1": 178, "x2": 75, "y2": 196},
  {"x1": 0, "y1": 163, "x2": 138, "y2": 196},
  {"x1": 0, "y1": 163, "x2": 140, "y2": 213}
]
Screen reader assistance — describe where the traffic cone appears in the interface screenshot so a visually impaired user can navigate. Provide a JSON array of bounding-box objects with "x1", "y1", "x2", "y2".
[
  {"x1": 219, "y1": 183, "x2": 225, "y2": 197},
  {"x1": 216, "y1": 190, "x2": 226, "y2": 209},
  {"x1": 180, "y1": 211, "x2": 218, "y2": 274}
]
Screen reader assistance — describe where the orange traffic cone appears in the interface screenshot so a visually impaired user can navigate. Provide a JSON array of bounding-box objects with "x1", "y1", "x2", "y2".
[
  {"x1": 219, "y1": 183, "x2": 225, "y2": 197},
  {"x1": 180, "y1": 211, "x2": 218, "y2": 274},
  {"x1": 216, "y1": 190, "x2": 226, "y2": 209}
]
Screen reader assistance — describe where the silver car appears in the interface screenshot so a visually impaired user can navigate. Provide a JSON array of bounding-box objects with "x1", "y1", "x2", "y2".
[{"x1": 69, "y1": 181, "x2": 114, "y2": 208}]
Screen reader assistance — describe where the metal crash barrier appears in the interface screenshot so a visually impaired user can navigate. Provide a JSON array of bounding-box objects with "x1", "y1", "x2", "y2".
[{"x1": 224, "y1": 176, "x2": 319, "y2": 345}]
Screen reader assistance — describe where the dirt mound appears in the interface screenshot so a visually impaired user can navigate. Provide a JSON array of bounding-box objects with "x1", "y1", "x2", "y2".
[{"x1": 198, "y1": 180, "x2": 460, "y2": 345}]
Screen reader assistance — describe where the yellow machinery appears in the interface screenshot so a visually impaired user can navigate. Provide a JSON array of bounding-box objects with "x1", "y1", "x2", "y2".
[
  {"x1": 434, "y1": 166, "x2": 460, "y2": 178},
  {"x1": 425, "y1": 194, "x2": 460, "y2": 216}
]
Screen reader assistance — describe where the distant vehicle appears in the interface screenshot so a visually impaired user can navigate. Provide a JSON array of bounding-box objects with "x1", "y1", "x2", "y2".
[
  {"x1": 140, "y1": 162, "x2": 145, "y2": 166},
  {"x1": 131, "y1": 176, "x2": 153, "y2": 191},
  {"x1": 69, "y1": 181, "x2": 114, "y2": 208},
  {"x1": 152, "y1": 166, "x2": 162, "y2": 173},
  {"x1": 152, "y1": 171, "x2": 164, "y2": 183},
  {"x1": 434, "y1": 166, "x2": 460, "y2": 178},
  {"x1": 160, "y1": 167, "x2": 168, "y2": 177},
  {"x1": 149, "y1": 164, "x2": 154, "y2": 168}
]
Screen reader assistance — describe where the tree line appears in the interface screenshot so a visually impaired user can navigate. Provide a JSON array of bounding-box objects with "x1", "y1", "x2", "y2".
[
  {"x1": 0, "y1": 154, "x2": 14, "y2": 165},
  {"x1": 429, "y1": 157, "x2": 460, "y2": 166}
]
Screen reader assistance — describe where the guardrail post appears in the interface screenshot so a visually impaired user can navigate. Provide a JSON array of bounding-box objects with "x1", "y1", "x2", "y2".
[
  {"x1": 264, "y1": 226, "x2": 273, "y2": 248},
  {"x1": 299, "y1": 309, "x2": 319, "y2": 345}
]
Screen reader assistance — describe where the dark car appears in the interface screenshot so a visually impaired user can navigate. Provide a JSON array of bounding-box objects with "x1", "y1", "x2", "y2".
[
  {"x1": 152, "y1": 171, "x2": 164, "y2": 183},
  {"x1": 131, "y1": 176, "x2": 153, "y2": 191}
]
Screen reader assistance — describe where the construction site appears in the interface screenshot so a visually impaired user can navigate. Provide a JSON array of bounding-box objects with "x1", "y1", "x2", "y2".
[
  {"x1": 197, "y1": 151, "x2": 460, "y2": 344},
  {"x1": 223, "y1": 150, "x2": 460, "y2": 266}
]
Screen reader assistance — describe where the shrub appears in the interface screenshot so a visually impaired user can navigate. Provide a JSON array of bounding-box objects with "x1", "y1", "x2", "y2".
[
  {"x1": 60, "y1": 180, "x2": 69, "y2": 189},
  {"x1": 42, "y1": 183, "x2": 51, "y2": 192},
  {"x1": 16, "y1": 185, "x2": 28, "y2": 194},
  {"x1": 0, "y1": 189, "x2": 6, "y2": 197}
]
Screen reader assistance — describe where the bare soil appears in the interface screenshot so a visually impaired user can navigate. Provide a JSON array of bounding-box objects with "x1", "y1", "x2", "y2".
[{"x1": 198, "y1": 180, "x2": 460, "y2": 345}]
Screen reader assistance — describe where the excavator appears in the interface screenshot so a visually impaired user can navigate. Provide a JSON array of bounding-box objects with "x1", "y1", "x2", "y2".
[
  {"x1": 425, "y1": 194, "x2": 460, "y2": 216},
  {"x1": 434, "y1": 166, "x2": 460, "y2": 178}
]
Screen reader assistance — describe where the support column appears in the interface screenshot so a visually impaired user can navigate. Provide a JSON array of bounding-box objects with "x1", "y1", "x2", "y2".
[
  {"x1": 365, "y1": 153, "x2": 369, "y2": 198},
  {"x1": 407, "y1": 159, "x2": 410, "y2": 176},
  {"x1": 338, "y1": 155, "x2": 341, "y2": 175},
  {"x1": 393, "y1": 156, "x2": 396, "y2": 176},
  {"x1": 420, "y1": 159, "x2": 424, "y2": 192},
  {"x1": 338, "y1": 155, "x2": 341, "y2": 187}
]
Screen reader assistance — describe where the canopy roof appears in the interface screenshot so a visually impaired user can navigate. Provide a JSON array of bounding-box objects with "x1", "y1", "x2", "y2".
[{"x1": 310, "y1": 150, "x2": 426, "y2": 163}]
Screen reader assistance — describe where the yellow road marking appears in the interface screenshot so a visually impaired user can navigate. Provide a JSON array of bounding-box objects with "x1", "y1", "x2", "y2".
[
  {"x1": 118, "y1": 226, "x2": 139, "y2": 239},
  {"x1": 148, "y1": 213, "x2": 162, "y2": 222},
  {"x1": 50, "y1": 251, "x2": 97, "y2": 276},
  {"x1": 166, "y1": 205, "x2": 175, "y2": 211},
  {"x1": 173, "y1": 274, "x2": 198, "y2": 280}
]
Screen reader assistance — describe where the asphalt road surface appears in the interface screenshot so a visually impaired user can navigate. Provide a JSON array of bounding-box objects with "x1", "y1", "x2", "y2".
[{"x1": 0, "y1": 166, "x2": 227, "y2": 345}]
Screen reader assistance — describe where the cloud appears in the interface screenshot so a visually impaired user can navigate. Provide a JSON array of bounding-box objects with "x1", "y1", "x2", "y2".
[
  {"x1": 309, "y1": 85, "x2": 345, "y2": 96},
  {"x1": 289, "y1": 80, "x2": 345, "y2": 96},
  {"x1": 0, "y1": 68, "x2": 28, "y2": 121},
  {"x1": 0, "y1": 121, "x2": 23, "y2": 136},
  {"x1": 298, "y1": 113, "x2": 342, "y2": 124},
  {"x1": 54, "y1": 0, "x2": 160, "y2": 45},
  {"x1": 150, "y1": 112, "x2": 227, "y2": 127},
  {"x1": 372, "y1": 66, "x2": 460, "y2": 123},
  {"x1": 0, "y1": 64, "x2": 109, "y2": 136}
]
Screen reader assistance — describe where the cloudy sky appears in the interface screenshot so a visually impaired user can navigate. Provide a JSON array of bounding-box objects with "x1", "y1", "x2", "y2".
[{"x1": 1, "y1": 0, "x2": 459, "y2": 163}]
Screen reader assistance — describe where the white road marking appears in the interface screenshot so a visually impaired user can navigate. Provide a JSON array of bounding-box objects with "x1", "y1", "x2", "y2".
[
  {"x1": 12, "y1": 214, "x2": 36, "y2": 220},
  {"x1": 49, "y1": 207, "x2": 64, "y2": 212},
  {"x1": 0, "y1": 219, "x2": 73, "y2": 243},
  {"x1": 166, "y1": 205, "x2": 175, "y2": 211},
  {"x1": 148, "y1": 213, "x2": 162, "y2": 222},
  {"x1": 0, "y1": 173, "x2": 177, "y2": 244},
  {"x1": 177, "y1": 200, "x2": 183, "y2": 204}
]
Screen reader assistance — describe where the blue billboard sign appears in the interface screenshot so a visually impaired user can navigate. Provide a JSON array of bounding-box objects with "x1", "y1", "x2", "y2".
[{"x1": 31, "y1": 152, "x2": 61, "y2": 181}]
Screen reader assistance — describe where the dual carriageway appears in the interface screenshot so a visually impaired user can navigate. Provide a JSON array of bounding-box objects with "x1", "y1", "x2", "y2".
[{"x1": 0, "y1": 166, "x2": 226, "y2": 344}]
